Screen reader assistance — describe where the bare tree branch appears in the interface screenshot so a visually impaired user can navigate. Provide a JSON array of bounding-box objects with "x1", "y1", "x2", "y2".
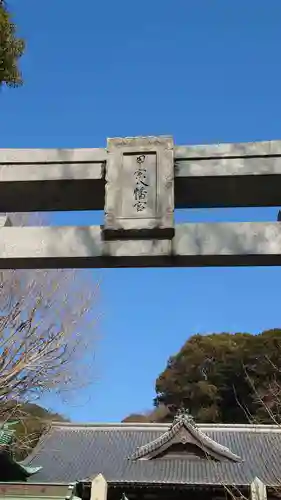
[{"x1": 0, "y1": 212, "x2": 99, "y2": 407}]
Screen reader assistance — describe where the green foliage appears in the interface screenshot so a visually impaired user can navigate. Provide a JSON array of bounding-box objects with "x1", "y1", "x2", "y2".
[
  {"x1": 153, "y1": 329, "x2": 281, "y2": 424},
  {"x1": 0, "y1": 1, "x2": 24, "y2": 87},
  {"x1": 1, "y1": 402, "x2": 68, "y2": 460}
]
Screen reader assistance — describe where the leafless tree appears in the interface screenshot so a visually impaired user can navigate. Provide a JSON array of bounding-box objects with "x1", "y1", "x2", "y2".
[{"x1": 0, "y1": 212, "x2": 99, "y2": 409}]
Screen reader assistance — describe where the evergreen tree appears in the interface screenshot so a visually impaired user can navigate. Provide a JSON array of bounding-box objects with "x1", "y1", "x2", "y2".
[{"x1": 0, "y1": 1, "x2": 24, "y2": 87}]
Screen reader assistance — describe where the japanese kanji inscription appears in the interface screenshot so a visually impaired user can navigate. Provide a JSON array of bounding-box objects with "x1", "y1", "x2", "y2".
[
  {"x1": 133, "y1": 154, "x2": 150, "y2": 213},
  {"x1": 104, "y1": 136, "x2": 174, "y2": 239}
]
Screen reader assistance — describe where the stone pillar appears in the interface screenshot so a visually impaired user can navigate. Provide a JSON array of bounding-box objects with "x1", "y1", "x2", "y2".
[
  {"x1": 104, "y1": 136, "x2": 174, "y2": 240},
  {"x1": 91, "y1": 474, "x2": 108, "y2": 500},
  {"x1": 251, "y1": 477, "x2": 267, "y2": 500}
]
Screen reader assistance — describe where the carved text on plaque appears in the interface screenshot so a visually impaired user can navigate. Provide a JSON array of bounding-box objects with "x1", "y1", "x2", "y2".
[
  {"x1": 104, "y1": 136, "x2": 174, "y2": 239},
  {"x1": 118, "y1": 152, "x2": 157, "y2": 220},
  {"x1": 133, "y1": 155, "x2": 149, "y2": 212}
]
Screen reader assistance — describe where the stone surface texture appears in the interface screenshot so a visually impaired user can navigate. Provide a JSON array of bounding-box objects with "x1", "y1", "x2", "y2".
[
  {"x1": 0, "y1": 223, "x2": 280, "y2": 268},
  {"x1": 250, "y1": 477, "x2": 267, "y2": 500},
  {"x1": 1, "y1": 139, "x2": 281, "y2": 212},
  {"x1": 105, "y1": 136, "x2": 174, "y2": 237},
  {"x1": 0, "y1": 137, "x2": 281, "y2": 267}
]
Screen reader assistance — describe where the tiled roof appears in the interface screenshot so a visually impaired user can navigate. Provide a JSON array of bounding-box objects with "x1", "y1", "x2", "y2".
[
  {"x1": 0, "y1": 422, "x2": 18, "y2": 447},
  {"x1": 0, "y1": 421, "x2": 41, "y2": 477},
  {"x1": 0, "y1": 421, "x2": 42, "y2": 479},
  {"x1": 24, "y1": 422, "x2": 281, "y2": 487},
  {"x1": 130, "y1": 411, "x2": 242, "y2": 462}
]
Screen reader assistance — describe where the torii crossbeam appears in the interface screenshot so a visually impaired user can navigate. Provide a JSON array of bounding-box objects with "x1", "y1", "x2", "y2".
[{"x1": 1, "y1": 135, "x2": 281, "y2": 269}]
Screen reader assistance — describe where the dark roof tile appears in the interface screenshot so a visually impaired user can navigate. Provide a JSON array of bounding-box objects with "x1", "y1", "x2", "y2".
[{"x1": 25, "y1": 423, "x2": 281, "y2": 486}]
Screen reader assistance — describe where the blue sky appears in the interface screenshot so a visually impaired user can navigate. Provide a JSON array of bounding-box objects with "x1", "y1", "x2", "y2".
[{"x1": 1, "y1": 0, "x2": 281, "y2": 422}]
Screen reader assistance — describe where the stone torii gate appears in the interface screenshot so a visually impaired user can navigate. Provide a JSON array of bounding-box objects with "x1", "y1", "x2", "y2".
[{"x1": 1, "y1": 135, "x2": 281, "y2": 269}]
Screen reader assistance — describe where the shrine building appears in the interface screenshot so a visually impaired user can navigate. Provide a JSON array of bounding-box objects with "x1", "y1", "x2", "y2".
[{"x1": 1, "y1": 411, "x2": 281, "y2": 500}]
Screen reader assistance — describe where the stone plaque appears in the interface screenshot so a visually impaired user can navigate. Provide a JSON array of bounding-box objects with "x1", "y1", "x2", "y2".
[{"x1": 104, "y1": 136, "x2": 174, "y2": 239}]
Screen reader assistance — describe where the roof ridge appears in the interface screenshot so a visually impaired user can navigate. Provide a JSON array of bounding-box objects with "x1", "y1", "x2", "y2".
[
  {"x1": 49, "y1": 421, "x2": 281, "y2": 432},
  {"x1": 129, "y1": 414, "x2": 242, "y2": 462}
]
